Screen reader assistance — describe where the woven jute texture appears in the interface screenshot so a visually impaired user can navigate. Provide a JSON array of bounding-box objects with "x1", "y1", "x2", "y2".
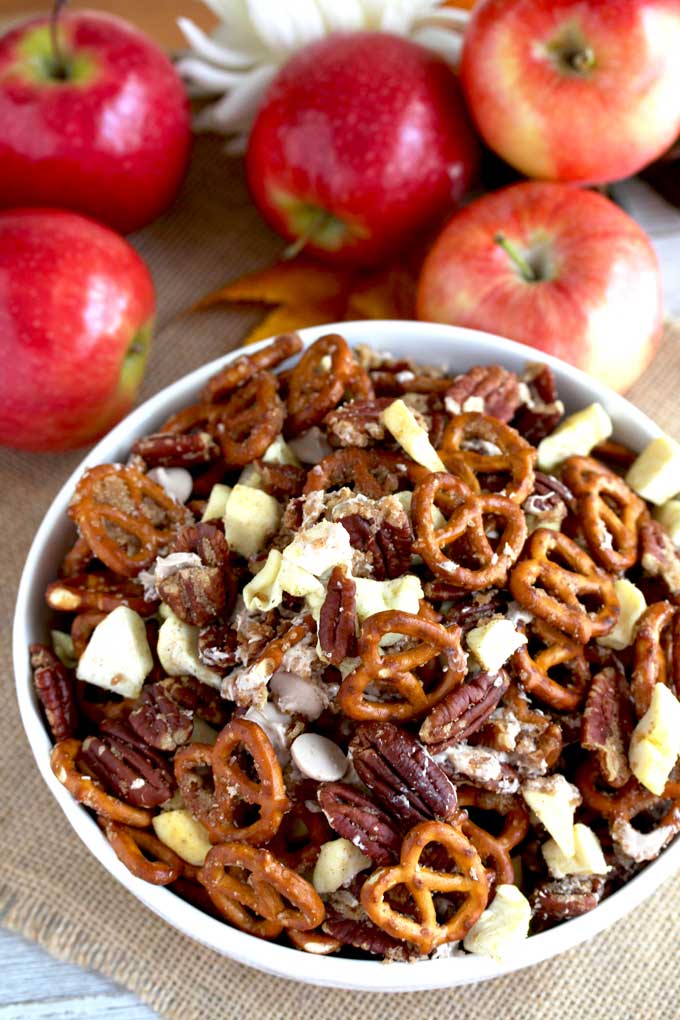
[{"x1": 2, "y1": 137, "x2": 680, "y2": 1020}]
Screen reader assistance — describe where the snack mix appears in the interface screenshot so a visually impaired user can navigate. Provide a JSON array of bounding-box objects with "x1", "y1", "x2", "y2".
[{"x1": 34, "y1": 332, "x2": 680, "y2": 963}]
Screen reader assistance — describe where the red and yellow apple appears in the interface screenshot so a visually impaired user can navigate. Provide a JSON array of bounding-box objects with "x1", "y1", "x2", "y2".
[
  {"x1": 0, "y1": 208, "x2": 155, "y2": 452},
  {"x1": 461, "y1": 0, "x2": 680, "y2": 184},
  {"x1": 246, "y1": 31, "x2": 479, "y2": 267},
  {"x1": 0, "y1": 11, "x2": 191, "y2": 233},
  {"x1": 416, "y1": 182, "x2": 663, "y2": 393}
]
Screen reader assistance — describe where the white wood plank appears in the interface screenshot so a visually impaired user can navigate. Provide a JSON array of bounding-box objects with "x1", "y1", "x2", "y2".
[{"x1": 0, "y1": 997, "x2": 155, "y2": 1020}]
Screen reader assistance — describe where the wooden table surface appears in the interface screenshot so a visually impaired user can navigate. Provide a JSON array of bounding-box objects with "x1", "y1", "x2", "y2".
[{"x1": 2, "y1": 4, "x2": 680, "y2": 1018}]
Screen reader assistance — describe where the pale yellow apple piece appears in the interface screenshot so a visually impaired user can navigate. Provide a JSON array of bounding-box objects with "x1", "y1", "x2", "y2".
[
  {"x1": 466, "y1": 618, "x2": 527, "y2": 674},
  {"x1": 51, "y1": 629, "x2": 77, "y2": 668},
  {"x1": 542, "y1": 824, "x2": 609, "y2": 879},
  {"x1": 626, "y1": 436, "x2": 680, "y2": 505},
  {"x1": 521, "y1": 775, "x2": 581, "y2": 856},
  {"x1": 312, "y1": 838, "x2": 371, "y2": 895},
  {"x1": 201, "y1": 483, "x2": 232, "y2": 521},
  {"x1": 463, "y1": 885, "x2": 531, "y2": 961},
  {"x1": 380, "y1": 399, "x2": 446, "y2": 473},
  {"x1": 261, "y1": 434, "x2": 301, "y2": 466},
  {"x1": 157, "y1": 610, "x2": 222, "y2": 689},
  {"x1": 152, "y1": 810, "x2": 212, "y2": 866},
  {"x1": 353, "y1": 575, "x2": 423, "y2": 623},
  {"x1": 76, "y1": 606, "x2": 152, "y2": 699},
  {"x1": 537, "y1": 403, "x2": 613, "y2": 472},
  {"x1": 282, "y1": 521, "x2": 353, "y2": 578},
  {"x1": 394, "y1": 490, "x2": 446, "y2": 528},
  {"x1": 237, "y1": 463, "x2": 264, "y2": 489},
  {"x1": 598, "y1": 579, "x2": 646, "y2": 651},
  {"x1": 190, "y1": 717, "x2": 220, "y2": 745},
  {"x1": 629, "y1": 682, "x2": 680, "y2": 795},
  {"x1": 223, "y1": 484, "x2": 281, "y2": 558},
  {"x1": 654, "y1": 500, "x2": 680, "y2": 548}
]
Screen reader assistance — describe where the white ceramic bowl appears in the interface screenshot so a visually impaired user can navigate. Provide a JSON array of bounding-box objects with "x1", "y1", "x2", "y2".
[{"x1": 13, "y1": 320, "x2": 678, "y2": 990}]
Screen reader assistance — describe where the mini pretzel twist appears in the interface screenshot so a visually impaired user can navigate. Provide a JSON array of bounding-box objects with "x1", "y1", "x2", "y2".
[
  {"x1": 304, "y1": 448, "x2": 427, "y2": 499},
  {"x1": 100, "y1": 818, "x2": 184, "y2": 885},
  {"x1": 174, "y1": 719, "x2": 289, "y2": 844},
  {"x1": 511, "y1": 617, "x2": 591, "y2": 712},
  {"x1": 45, "y1": 572, "x2": 154, "y2": 616},
  {"x1": 360, "y1": 820, "x2": 489, "y2": 953},
  {"x1": 631, "y1": 601, "x2": 680, "y2": 718},
  {"x1": 338, "y1": 610, "x2": 466, "y2": 721},
  {"x1": 438, "y1": 412, "x2": 536, "y2": 504},
  {"x1": 562, "y1": 456, "x2": 647, "y2": 573},
  {"x1": 509, "y1": 528, "x2": 619, "y2": 643},
  {"x1": 68, "y1": 465, "x2": 190, "y2": 577},
  {"x1": 202, "y1": 333, "x2": 302, "y2": 402},
  {"x1": 457, "y1": 786, "x2": 529, "y2": 887},
  {"x1": 576, "y1": 758, "x2": 658, "y2": 822},
  {"x1": 199, "y1": 842, "x2": 325, "y2": 935},
  {"x1": 286, "y1": 334, "x2": 361, "y2": 435},
  {"x1": 412, "y1": 472, "x2": 526, "y2": 589},
  {"x1": 50, "y1": 739, "x2": 151, "y2": 827}
]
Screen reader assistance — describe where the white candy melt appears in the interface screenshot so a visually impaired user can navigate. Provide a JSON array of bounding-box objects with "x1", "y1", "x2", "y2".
[
  {"x1": 76, "y1": 606, "x2": 152, "y2": 699},
  {"x1": 291, "y1": 733, "x2": 348, "y2": 782},
  {"x1": 146, "y1": 467, "x2": 193, "y2": 504},
  {"x1": 270, "y1": 671, "x2": 326, "y2": 720}
]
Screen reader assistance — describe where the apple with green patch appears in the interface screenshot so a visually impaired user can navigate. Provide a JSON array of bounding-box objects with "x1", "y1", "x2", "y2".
[
  {"x1": 0, "y1": 6, "x2": 191, "y2": 233},
  {"x1": 460, "y1": 0, "x2": 680, "y2": 184},
  {"x1": 0, "y1": 208, "x2": 154, "y2": 452},
  {"x1": 246, "y1": 31, "x2": 479, "y2": 267}
]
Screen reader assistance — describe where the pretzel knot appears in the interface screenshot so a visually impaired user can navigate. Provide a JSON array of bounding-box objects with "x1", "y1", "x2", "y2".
[
  {"x1": 337, "y1": 610, "x2": 466, "y2": 721},
  {"x1": 100, "y1": 818, "x2": 184, "y2": 885},
  {"x1": 562, "y1": 456, "x2": 647, "y2": 573},
  {"x1": 412, "y1": 473, "x2": 526, "y2": 589},
  {"x1": 50, "y1": 739, "x2": 151, "y2": 828},
  {"x1": 359, "y1": 820, "x2": 489, "y2": 953},
  {"x1": 457, "y1": 786, "x2": 529, "y2": 887},
  {"x1": 304, "y1": 448, "x2": 426, "y2": 499},
  {"x1": 174, "y1": 719, "x2": 289, "y2": 845},
  {"x1": 438, "y1": 412, "x2": 536, "y2": 504},
  {"x1": 68, "y1": 464, "x2": 191, "y2": 577},
  {"x1": 631, "y1": 601, "x2": 680, "y2": 718},
  {"x1": 199, "y1": 842, "x2": 325, "y2": 937},
  {"x1": 45, "y1": 572, "x2": 154, "y2": 616},
  {"x1": 201, "y1": 333, "x2": 302, "y2": 403},
  {"x1": 511, "y1": 617, "x2": 590, "y2": 712},
  {"x1": 286, "y1": 334, "x2": 368, "y2": 435},
  {"x1": 509, "y1": 528, "x2": 619, "y2": 643}
]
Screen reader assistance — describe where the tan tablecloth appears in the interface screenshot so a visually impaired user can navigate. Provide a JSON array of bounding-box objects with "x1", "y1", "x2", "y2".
[{"x1": 2, "y1": 136, "x2": 680, "y2": 1020}]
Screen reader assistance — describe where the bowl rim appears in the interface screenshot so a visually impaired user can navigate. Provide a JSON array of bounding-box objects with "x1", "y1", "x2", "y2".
[{"x1": 13, "y1": 319, "x2": 676, "y2": 991}]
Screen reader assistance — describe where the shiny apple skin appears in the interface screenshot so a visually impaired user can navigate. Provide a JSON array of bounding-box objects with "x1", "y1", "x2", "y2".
[
  {"x1": 0, "y1": 209, "x2": 155, "y2": 452},
  {"x1": 416, "y1": 182, "x2": 663, "y2": 393},
  {"x1": 0, "y1": 13, "x2": 191, "y2": 233},
  {"x1": 246, "y1": 32, "x2": 480, "y2": 267},
  {"x1": 461, "y1": 0, "x2": 680, "y2": 184}
]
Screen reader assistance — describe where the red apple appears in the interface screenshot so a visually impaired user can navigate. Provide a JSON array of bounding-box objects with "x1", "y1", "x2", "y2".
[
  {"x1": 416, "y1": 182, "x2": 663, "y2": 393},
  {"x1": 0, "y1": 208, "x2": 155, "y2": 452},
  {"x1": 0, "y1": 11, "x2": 191, "y2": 233},
  {"x1": 460, "y1": 0, "x2": 680, "y2": 184},
  {"x1": 246, "y1": 32, "x2": 480, "y2": 267}
]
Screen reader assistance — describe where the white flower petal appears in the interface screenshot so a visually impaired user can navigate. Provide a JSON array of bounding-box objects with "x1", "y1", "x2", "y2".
[
  {"x1": 176, "y1": 57, "x2": 248, "y2": 94},
  {"x1": 379, "y1": 0, "x2": 426, "y2": 33},
  {"x1": 245, "y1": 0, "x2": 326, "y2": 55},
  {"x1": 411, "y1": 24, "x2": 464, "y2": 66},
  {"x1": 315, "y1": 0, "x2": 373, "y2": 32},
  {"x1": 413, "y1": 7, "x2": 471, "y2": 30},
  {"x1": 177, "y1": 17, "x2": 256, "y2": 69},
  {"x1": 193, "y1": 64, "x2": 278, "y2": 133}
]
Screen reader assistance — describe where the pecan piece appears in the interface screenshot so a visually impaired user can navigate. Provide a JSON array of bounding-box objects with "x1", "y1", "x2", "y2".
[
  {"x1": 132, "y1": 431, "x2": 218, "y2": 468},
  {"x1": 581, "y1": 667, "x2": 633, "y2": 788},
  {"x1": 198, "y1": 622, "x2": 239, "y2": 672},
  {"x1": 512, "y1": 364, "x2": 564, "y2": 444},
  {"x1": 171, "y1": 522, "x2": 230, "y2": 568},
  {"x1": 128, "y1": 679, "x2": 194, "y2": 751},
  {"x1": 426, "y1": 588, "x2": 506, "y2": 631},
  {"x1": 531, "y1": 876, "x2": 604, "y2": 929},
  {"x1": 339, "y1": 513, "x2": 413, "y2": 580},
  {"x1": 157, "y1": 565, "x2": 226, "y2": 627},
  {"x1": 30, "y1": 644, "x2": 79, "y2": 742},
  {"x1": 323, "y1": 398, "x2": 394, "y2": 448},
  {"x1": 350, "y1": 722, "x2": 458, "y2": 827},
  {"x1": 444, "y1": 365, "x2": 521, "y2": 422},
  {"x1": 419, "y1": 670, "x2": 510, "y2": 752},
  {"x1": 254, "y1": 461, "x2": 307, "y2": 501},
  {"x1": 640, "y1": 518, "x2": 680, "y2": 595},
  {"x1": 163, "y1": 675, "x2": 231, "y2": 727},
  {"x1": 323, "y1": 905, "x2": 420, "y2": 961},
  {"x1": 318, "y1": 567, "x2": 358, "y2": 665},
  {"x1": 318, "y1": 782, "x2": 401, "y2": 865},
  {"x1": 80, "y1": 720, "x2": 175, "y2": 808}
]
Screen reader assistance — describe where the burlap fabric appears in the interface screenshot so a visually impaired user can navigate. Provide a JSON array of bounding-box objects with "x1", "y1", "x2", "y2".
[{"x1": 2, "y1": 136, "x2": 680, "y2": 1020}]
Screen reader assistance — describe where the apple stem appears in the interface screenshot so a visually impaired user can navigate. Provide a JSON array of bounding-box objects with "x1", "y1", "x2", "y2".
[
  {"x1": 49, "y1": 0, "x2": 69, "y2": 80},
  {"x1": 567, "y1": 46, "x2": 595, "y2": 73},
  {"x1": 282, "y1": 208, "x2": 335, "y2": 260},
  {"x1": 494, "y1": 233, "x2": 537, "y2": 283}
]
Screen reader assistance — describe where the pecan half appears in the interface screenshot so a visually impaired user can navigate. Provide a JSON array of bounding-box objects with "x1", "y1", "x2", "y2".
[
  {"x1": 80, "y1": 720, "x2": 175, "y2": 808},
  {"x1": 318, "y1": 567, "x2": 358, "y2": 665},
  {"x1": 317, "y1": 782, "x2": 401, "y2": 865},
  {"x1": 512, "y1": 364, "x2": 563, "y2": 445},
  {"x1": 323, "y1": 905, "x2": 419, "y2": 961},
  {"x1": 323, "y1": 398, "x2": 393, "y2": 448},
  {"x1": 128, "y1": 680, "x2": 194, "y2": 751},
  {"x1": 531, "y1": 876, "x2": 604, "y2": 929},
  {"x1": 30, "y1": 644, "x2": 79, "y2": 742},
  {"x1": 419, "y1": 670, "x2": 510, "y2": 751},
  {"x1": 171, "y1": 522, "x2": 230, "y2": 568},
  {"x1": 428, "y1": 589, "x2": 506, "y2": 631},
  {"x1": 350, "y1": 722, "x2": 458, "y2": 827},
  {"x1": 339, "y1": 513, "x2": 413, "y2": 580},
  {"x1": 640, "y1": 518, "x2": 680, "y2": 595},
  {"x1": 444, "y1": 365, "x2": 521, "y2": 422},
  {"x1": 581, "y1": 667, "x2": 633, "y2": 788},
  {"x1": 132, "y1": 431, "x2": 218, "y2": 468}
]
